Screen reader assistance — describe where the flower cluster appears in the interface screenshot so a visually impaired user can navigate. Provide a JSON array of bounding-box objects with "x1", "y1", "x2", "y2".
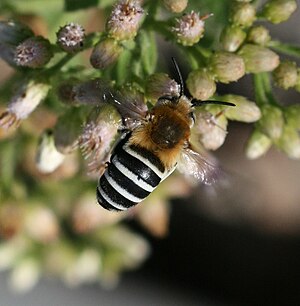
[
  {"x1": 90, "y1": 0, "x2": 145, "y2": 69},
  {"x1": 0, "y1": 0, "x2": 299, "y2": 293}
]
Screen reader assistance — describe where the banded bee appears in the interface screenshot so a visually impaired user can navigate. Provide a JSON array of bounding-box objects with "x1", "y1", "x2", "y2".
[{"x1": 97, "y1": 58, "x2": 235, "y2": 211}]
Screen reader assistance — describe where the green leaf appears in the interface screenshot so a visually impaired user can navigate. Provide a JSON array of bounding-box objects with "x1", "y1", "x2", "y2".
[
  {"x1": 114, "y1": 49, "x2": 133, "y2": 85},
  {"x1": 64, "y1": 0, "x2": 99, "y2": 11},
  {"x1": 139, "y1": 30, "x2": 157, "y2": 76}
]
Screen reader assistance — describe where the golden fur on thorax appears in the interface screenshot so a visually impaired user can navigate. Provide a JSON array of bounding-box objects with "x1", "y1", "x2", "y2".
[{"x1": 130, "y1": 97, "x2": 192, "y2": 169}]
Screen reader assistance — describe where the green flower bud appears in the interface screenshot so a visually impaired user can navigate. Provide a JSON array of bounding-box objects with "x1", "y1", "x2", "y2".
[
  {"x1": 107, "y1": 0, "x2": 144, "y2": 41},
  {"x1": 273, "y1": 60, "x2": 298, "y2": 89},
  {"x1": 54, "y1": 107, "x2": 86, "y2": 154},
  {"x1": 163, "y1": 0, "x2": 188, "y2": 13},
  {"x1": 210, "y1": 51, "x2": 245, "y2": 83},
  {"x1": 56, "y1": 23, "x2": 85, "y2": 53},
  {"x1": 284, "y1": 104, "x2": 300, "y2": 130},
  {"x1": 230, "y1": 2, "x2": 256, "y2": 28},
  {"x1": 90, "y1": 38, "x2": 123, "y2": 69},
  {"x1": 238, "y1": 44, "x2": 279, "y2": 73},
  {"x1": 220, "y1": 25, "x2": 246, "y2": 52},
  {"x1": 245, "y1": 129, "x2": 272, "y2": 159},
  {"x1": 36, "y1": 130, "x2": 65, "y2": 174},
  {"x1": 258, "y1": 104, "x2": 284, "y2": 140},
  {"x1": 247, "y1": 25, "x2": 271, "y2": 46},
  {"x1": 173, "y1": 11, "x2": 207, "y2": 46},
  {"x1": 276, "y1": 124, "x2": 300, "y2": 159},
  {"x1": 14, "y1": 36, "x2": 53, "y2": 68},
  {"x1": 220, "y1": 94, "x2": 261, "y2": 122},
  {"x1": 186, "y1": 69, "x2": 216, "y2": 100},
  {"x1": 145, "y1": 73, "x2": 180, "y2": 102},
  {"x1": 195, "y1": 110, "x2": 228, "y2": 150},
  {"x1": 261, "y1": 0, "x2": 297, "y2": 24},
  {"x1": 295, "y1": 69, "x2": 300, "y2": 92}
]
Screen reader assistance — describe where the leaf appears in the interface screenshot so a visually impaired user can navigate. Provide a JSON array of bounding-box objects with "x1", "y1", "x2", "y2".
[
  {"x1": 114, "y1": 49, "x2": 133, "y2": 85},
  {"x1": 139, "y1": 30, "x2": 157, "y2": 76},
  {"x1": 64, "y1": 0, "x2": 99, "y2": 11}
]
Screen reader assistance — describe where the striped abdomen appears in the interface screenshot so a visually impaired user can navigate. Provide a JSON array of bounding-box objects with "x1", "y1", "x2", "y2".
[{"x1": 97, "y1": 134, "x2": 173, "y2": 211}]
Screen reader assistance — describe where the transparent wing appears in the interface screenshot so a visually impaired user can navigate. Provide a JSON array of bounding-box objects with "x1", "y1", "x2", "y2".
[
  {"x1": 108, "y1": 89, "x2": 148, "y2": 130},
  {"x1": 177, "y1": 143, "x2": 222, "y2": 185}
]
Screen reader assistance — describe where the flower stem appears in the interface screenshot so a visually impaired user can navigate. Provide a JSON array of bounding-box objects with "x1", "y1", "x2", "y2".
[{"x1": 268, "y1": 40, "x2": 300, "y2": 58}]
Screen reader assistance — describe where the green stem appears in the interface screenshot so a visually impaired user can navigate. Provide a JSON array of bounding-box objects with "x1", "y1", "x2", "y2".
[
  {"x1": 268, "y1": 40, "x2": 300, "y2": 58},
  {"x1": 254, "y1": 72, "x2": 280, "y2": 107},
  {"x1": 253, "y1": 73, "x2": 267, "y2": 106},
  {"x1": 43, "y1": 32, "x2": 101, "y2": 78},
  {"x1": 45, "y1": 53, "x2": 75, "y2": 77}
]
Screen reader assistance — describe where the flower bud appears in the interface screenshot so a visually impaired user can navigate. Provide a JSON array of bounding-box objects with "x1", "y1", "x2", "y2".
[
  {"x1": 230, "y1": 2, "x2": 256, "y2": 28},
  {"x1": 77, "y1": 105, "x2": 120, "y2": 169},
  {"x1": 9, "y1": 257, "x2": 41, "y2": 293},
  {"x1": 173, "y1": 11, "x2": 207, "y2": 46},
  {"x1": 194, "y1": 109, "x2": 228, "y2": 150},
  {"x1": 0, "y1": 204, "x2": 24, "y2": 239},
  {"x1": 238, "y1": 44, "x2": 279, "y2": 73},
  {"x1": 24, "y1": 205, "x2": 59, "y2": 243},
  {"x1": 107, "y1": 0, "x2": 144, "y2": 41},
  {"x1": 63, "y1": 248, "x2": 101, "y2": 286},
  {"x1": 284, "y1": 104, "x2": 300, "y2": 130},
  {"x1": 72, "y1": 193, "x2": 124, "y2": 234},
  {"x1": 163, "y1": 0, "x2": 188, "y2": 13},
  {"x1": 295, "y1": 69, "x2": 300, "y2": 92},
  {"x1": 210, "y1": 51, "x2": 245, "y2": 83},
  {"x1": 245, "y1": 129, "x2": 272, "y2": 159},
  {"x1": 0, "y1": 20, "x2": 34, "y2": 45},
  {"x1": 54, "y1": 107, "x2": 86, "y2": 154},
  {"x1": 247, "y1": 25, "x2": 271, "y2": 46},
  {"x1": 56, "y1": 23, "x2": 85, "y2": 53},
  {"x1": 186, "y1": 69, "x2": 216, "y2": 100},
  {"x1": 56, "y1": 80, "x2": 78, "y2": 106},
  {"x1": 0, "y1": 81, "x2": 50, "y2": 129},
  {"x1": 90, "y1": 38, "x2": 123, "y2": 69},
  {"x1": 0, "y1": 239, "x2": 21, "y2": 271},
  {"x1": 0, "y1": 44, "x2": 16, "y2": 66},
  {"x1": 14, "y1": 36, "x2": 53, "y2": 68},
  {"x1": 273, "y1": 60, "x2": 298, "y2": 89},
  {"x1": 145, "y1": 73, "x2": 180, "y2": 102},
  {"x1": 36, "y1": 130, "x2": 65, "y2": 173},
  {"x1": 73, "y1": 78, "x2": 112, "y2": 105},
  {"x1": 220, "y1": 94, "x2": 261, "y2": 122},
  {"x1": 258, "y1": 104, "x2": 284, "y2": 140},
  {"x1": 220, "y1": 25, "x2": 246, "y2": 52},
  {"x1": 261, "y1": 0, "x2": 297, "y2": 24},
  {"x1": 277, "y1": 124, "x2": 300, "y2": 159}
]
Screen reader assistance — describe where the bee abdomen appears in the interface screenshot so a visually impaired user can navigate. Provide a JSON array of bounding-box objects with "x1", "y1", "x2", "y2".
[{"x1": 97, "y1": 138, "x2": 167, "y2": 211}]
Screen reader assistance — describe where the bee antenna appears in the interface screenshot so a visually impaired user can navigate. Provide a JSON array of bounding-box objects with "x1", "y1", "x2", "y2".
[
  {"x1": 171, "y1": 57, "x2": 184, "y2": 97},
  {"x1": 192, "y1": 100, "x2": 236, "y2": 107}
]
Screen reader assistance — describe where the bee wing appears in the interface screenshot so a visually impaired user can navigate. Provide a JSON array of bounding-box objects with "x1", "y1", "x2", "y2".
[
  {"x1": 177, "y1": 143, "x2": 222, "y2": 185},
  {"x1": 108, "y1": 90, "x2": 148, "y2": 129}
]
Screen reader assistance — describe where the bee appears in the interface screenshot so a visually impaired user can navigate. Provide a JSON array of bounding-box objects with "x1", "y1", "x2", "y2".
[{"x1": 97, "y1": 58, "x2": 235, "y2": 211}]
